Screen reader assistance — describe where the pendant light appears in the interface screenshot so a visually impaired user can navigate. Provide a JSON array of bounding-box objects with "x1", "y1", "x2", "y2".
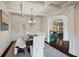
[{"x1": 27, "y1": 8, "x2": 36, "y2": 25}]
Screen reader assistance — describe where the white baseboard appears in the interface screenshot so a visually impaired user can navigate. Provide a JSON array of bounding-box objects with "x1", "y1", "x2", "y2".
[{"x1": 69, "y1": 50, "x2": 79, "y2": 56}]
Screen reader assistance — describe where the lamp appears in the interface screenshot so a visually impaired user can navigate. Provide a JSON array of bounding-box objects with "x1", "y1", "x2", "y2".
[
  {"x1": 20, "y1": 3, "x2": 36, "y2": 25},
  {"x1": 27, "y1": 8, "x2": 36, "y2": 25}
]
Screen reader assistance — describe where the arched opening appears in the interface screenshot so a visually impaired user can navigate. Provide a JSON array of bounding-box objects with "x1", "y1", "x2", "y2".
[{"x1": 48, "y1": 15, "x2": 69, "y2": 53}]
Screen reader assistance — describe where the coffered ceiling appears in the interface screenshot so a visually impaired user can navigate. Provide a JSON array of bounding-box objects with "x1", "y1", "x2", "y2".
[{"x1": 3, "y1": 1, "x2": 78, "y2": 16}]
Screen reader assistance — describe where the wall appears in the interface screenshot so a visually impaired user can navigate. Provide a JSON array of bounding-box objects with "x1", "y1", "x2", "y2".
[
  {"x1": 41, "y1": 16, "x2": 49, "y2": 42},
  {"x1": 66, "y1": 5, "x2": 75, "y2": 56},
  {"x1": 66, "y1": 4, "x2": 79, "y2": 56},
  {"x1": 10, "y1": 14, "x2": 43, "y2": 41},
  {"x1": 0, "y1": 2, "x2": 11, "y2": 56},
  {"x1": 74, "y1": 4, "x2": 79, "y2": 56}
]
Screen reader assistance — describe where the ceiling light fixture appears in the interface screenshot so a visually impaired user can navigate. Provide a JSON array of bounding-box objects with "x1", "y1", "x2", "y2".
[
  {"x1": 20, "y1": 3, "x2": 36, "y2": 25},
  {"x1": 27, "y1": 8, "x2": 36, "y2": 25}
]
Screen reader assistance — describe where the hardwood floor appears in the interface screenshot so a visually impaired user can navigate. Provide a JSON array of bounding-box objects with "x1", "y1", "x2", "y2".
[
  {"x1": 50, "y1": 41, "x2": 69, "y2": 53},
  {"x1": 1, "y1": 41, "x2": 76, "y2": 57},
  {"x1": 45, "y1": 41, "x2": 77, "y2": 57},
  {"x1": 5, "y1": 42, "x2": 68, "y2": 57},
  {"x1": 1, "y1": 41, "x2": 15, "y2": 57}
]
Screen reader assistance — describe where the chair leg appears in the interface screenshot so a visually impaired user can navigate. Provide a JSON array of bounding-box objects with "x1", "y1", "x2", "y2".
[
  {"x1": 22, "y1": 49, "x2": 25, "y2": 53},
  {"x1": 18, "y1": 48, "x2": 25, "y2": 53}
]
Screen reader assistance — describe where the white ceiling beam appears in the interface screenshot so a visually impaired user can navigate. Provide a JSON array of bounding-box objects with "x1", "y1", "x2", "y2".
[
  {"x1": 23, "y1": 1, "x2": 60, "y2": 9},
  {"x1": 8, "y1": 9, "x2": 47, "y2": 16},
  {"x1": 44, "y1": 1, "x2": 60, "y2": 8},
  {"x1": 61, "y1": 1, "x2": 72, "y2": 8},
  {"x1": 61, "y1": 1, "x2": 79, "y2": 8},
  {"x1": 44, "y1": 1, "x2": 51, "y2": 6}
]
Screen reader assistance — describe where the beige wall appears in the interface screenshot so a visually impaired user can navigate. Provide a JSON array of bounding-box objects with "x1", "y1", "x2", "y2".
[
  {"x1": 10, "y1": 14, "x2": 45, "y2": 41},
  {"x1": 66, "y1": 5, "x2": 75, "y2": 55},
  {"x1": 41, "y1": 16, "x2": 48, "y2": 41},
  {"x1": 74, "y1": 4, "x2": 79, "y2": 56}
]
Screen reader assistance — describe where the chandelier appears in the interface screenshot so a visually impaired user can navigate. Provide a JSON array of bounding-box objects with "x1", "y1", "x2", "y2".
[
  {"x1": 27, "y1": 8, "x2": 36, "y2": 25},
  {"x1": 20, "y1": 3, "x2": 36, "y2": 25}
]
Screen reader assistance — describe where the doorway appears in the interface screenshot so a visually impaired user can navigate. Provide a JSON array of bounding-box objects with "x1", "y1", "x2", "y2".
[{"x1": 48, "y1": 15, "x2": 69, "y2": 53}]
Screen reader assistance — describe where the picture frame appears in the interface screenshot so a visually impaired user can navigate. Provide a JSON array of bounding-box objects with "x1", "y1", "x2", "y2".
[{"x1": 0, "y1": 10, "x2": 9, "y2": 31}]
